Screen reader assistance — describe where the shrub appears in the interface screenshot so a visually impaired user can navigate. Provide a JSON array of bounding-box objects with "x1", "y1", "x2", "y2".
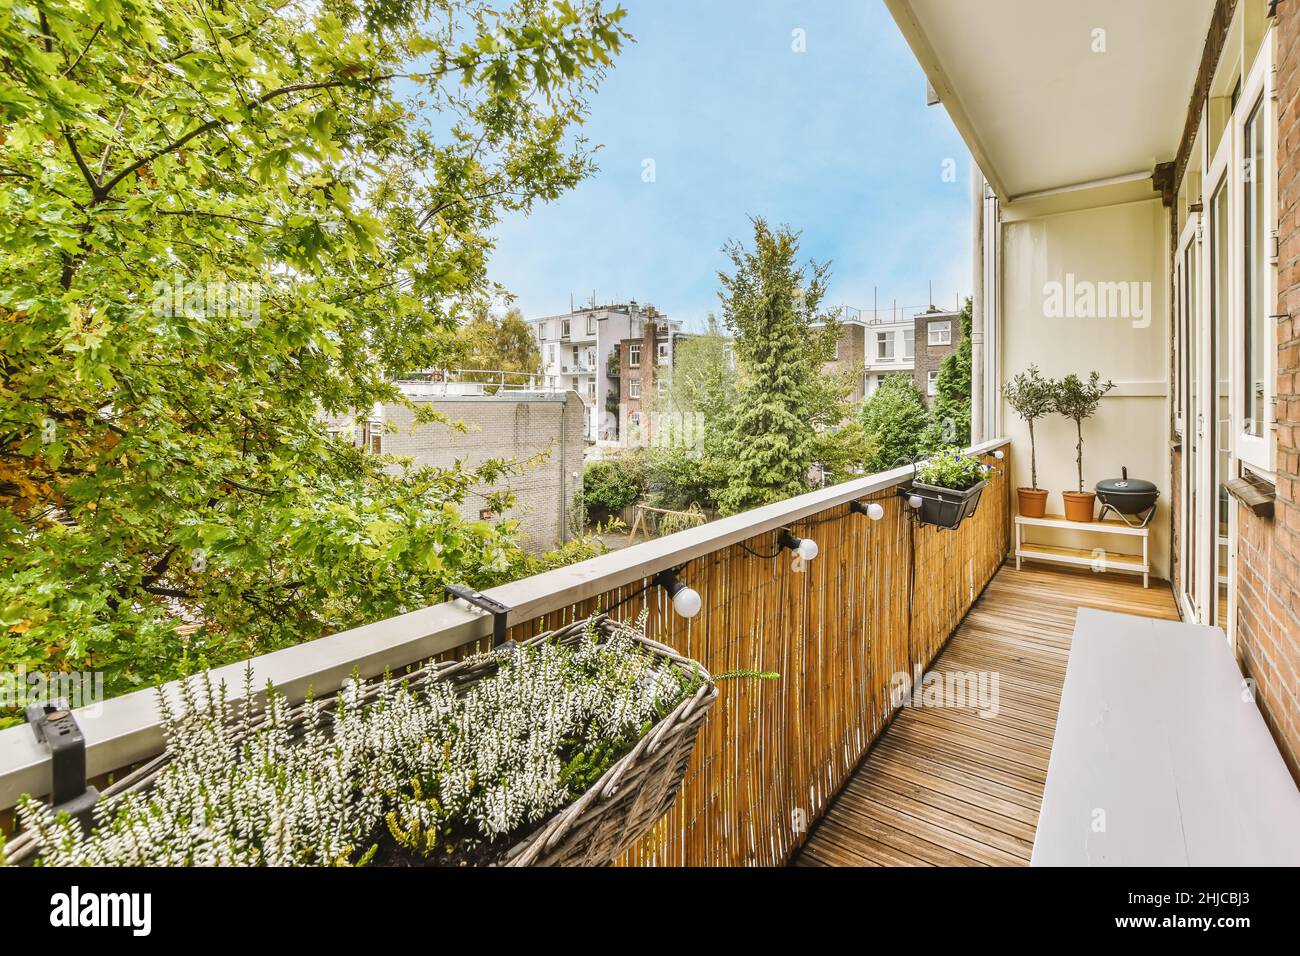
[
  {"x1": 860, "y1": 374, "x2": 932, "y2": 472},
  {"x1": 580, "y1": 458, "x2": 643, "y2": 519}
]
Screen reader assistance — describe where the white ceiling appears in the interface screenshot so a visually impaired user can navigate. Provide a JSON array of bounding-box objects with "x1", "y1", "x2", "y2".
[{"x1": 887, "y1": 0, "x2": 1217, "y2": 200}]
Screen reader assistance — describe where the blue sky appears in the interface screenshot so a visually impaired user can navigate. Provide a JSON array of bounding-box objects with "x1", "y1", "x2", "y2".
[{"x1": 488, "y1": 0, "x2": 973, "y2": 329}]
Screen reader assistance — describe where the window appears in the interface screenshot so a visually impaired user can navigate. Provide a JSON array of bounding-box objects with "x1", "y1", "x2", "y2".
[
  {"x1": 1235, "y1": 34, "x2": 1276, "y2": 472},
  {"x1": 587, "y1": 315, "x2": 597, "y2": 335},
  {"x1": 538, "y1": 321, "x2": 549, "y2": 340},
  {"x1": 561, "y1": 319, "x2": 571, "y2": 338},
  {"x1": 832, "y1": 336, "x2": 840, "y2": 361},
  {"x1": 657, "y1": 342, "x2": 669, "y2": 365},
  {"x1": 875, "y1": 332, "x2": 890, "y2": 361},
  {"x1": 903, "y1": 328, "x2": 915, "y2": 361},
  {"x1": 586, "y1": 380, "x2": 596, "y2": 400},
  {"x1": 628, "y1": 343, "x2": 641, "y2": 368},
  {"x1": 928, "y1": 320, "x2": 951, "y2": 345},
  {"x1": 927, "y1": 370, "x2": 939, "y2": 396},
  {"x1": 629, "y1": 378, "x2": 641, "y2": 399}
]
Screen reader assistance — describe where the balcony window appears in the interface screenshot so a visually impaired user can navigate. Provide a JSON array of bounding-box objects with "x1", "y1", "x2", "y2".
[
  {"x1": 1238, "y1": 48, "x2": 1274, "y2": 471},
  {"x1": 561, "y1": 319, "x2": 571, "y2": 338},
  {"x1": 928, "y1": 320, "x2": 951, "y2": 346},
  {"x1": 875, "y1": 332, "x2": 890, "y2": 361},
  {"x1": 628, "y1": 343, "x2": 641, "y2": 368},
  {"x1": 903, "y1": 327, "x2": 915, "y2": 360},
  {"x1": 657, "y1": 342, "x2": 669, "y2": 365},
  {"x1": 629, "y1": 378, "x2": 641, "y2": 399}
]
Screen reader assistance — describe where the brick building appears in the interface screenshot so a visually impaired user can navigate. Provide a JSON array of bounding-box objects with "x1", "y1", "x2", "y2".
[
  {"x1": 616, "y1": 315, "x2": 691, "y2": 440},
  {"x1": 910, "y1": 306, "x2": 963, "y2": 402}
]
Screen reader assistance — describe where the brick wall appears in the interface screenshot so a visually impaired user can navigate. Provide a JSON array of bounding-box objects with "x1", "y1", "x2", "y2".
[
  {"x1": 380, "y1": 394, "x2": 586, "y2": 551},
  {"x1": 823, "y1": 323, "x2": 866, "y2": 402},
  {"x1": 1234, "y1": 4, "x2": 1300, "y2": 781},
  {"x1": 912, "y1": 309, "x2": 963, "y2": 403}
]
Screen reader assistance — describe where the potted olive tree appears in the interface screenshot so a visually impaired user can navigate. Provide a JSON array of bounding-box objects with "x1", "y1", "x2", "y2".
[
  {"x1": 1054, "y1": 371, "x2": 1114, "y2": 522},
  {"x1": 1001, "y1": 365, "x2": 1056, "y2": 517}
]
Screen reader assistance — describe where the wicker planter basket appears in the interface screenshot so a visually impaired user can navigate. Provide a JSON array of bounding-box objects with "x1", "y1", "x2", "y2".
[{"x1": 5, "y1": 615, "x2": 717, "y2": 868}]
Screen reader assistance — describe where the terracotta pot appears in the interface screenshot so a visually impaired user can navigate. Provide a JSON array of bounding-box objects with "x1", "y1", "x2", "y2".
[
  {"x1": 1062, "y1": 490, "x2": 1096, "y2": 523},
  {"x1": 1017, "y1": 487, "x2": 1048, "y2": 518}
]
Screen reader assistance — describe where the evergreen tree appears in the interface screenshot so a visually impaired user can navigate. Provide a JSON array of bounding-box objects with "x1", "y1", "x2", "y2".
[
  {"x1": 929, "y1": 297, "x2": 973, "y2": 446},
  {"x1": 714, "y1": 219, "x2": 842, "y2": 514}
]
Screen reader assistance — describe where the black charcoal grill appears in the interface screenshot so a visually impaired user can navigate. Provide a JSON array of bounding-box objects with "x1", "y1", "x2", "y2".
[{"x1": 1095, "y1": 466, "x2": 1159, "y2": 527}]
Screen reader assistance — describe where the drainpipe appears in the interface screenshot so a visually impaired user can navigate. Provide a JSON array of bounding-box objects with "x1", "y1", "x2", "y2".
[{"x1": 970, "y1": 163, "x2": 985, "y2": 444}]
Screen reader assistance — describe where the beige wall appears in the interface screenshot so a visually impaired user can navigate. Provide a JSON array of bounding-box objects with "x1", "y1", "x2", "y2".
[
  {"x1": 999, "y1": 197, "x2": 1172, "y2": 577},
  {"x1": 382, "y1": 394, "x2": 586, "y2": 552}
]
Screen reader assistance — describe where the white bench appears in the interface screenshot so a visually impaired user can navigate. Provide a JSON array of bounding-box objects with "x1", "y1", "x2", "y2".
[{"x1": 1032, "y1": 608, "x2": 1300, "y2": 866}]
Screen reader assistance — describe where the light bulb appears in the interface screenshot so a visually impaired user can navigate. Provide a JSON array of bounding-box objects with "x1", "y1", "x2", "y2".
[
  {"x1": 994, "y1": 449, "x2": 1005, "y2": 460},
  {"x1": 672, "y1": 586, "x2": 702, "y2": 618},
  {"x1": 867, "y1": 502, "x2": 885, "y2": 520},
  {"x1": 797, "y1": 538, "x2": 819, "y2": 561},
  {"x1": 908, "y1": 494, "x2": 922, "y2": 509}
]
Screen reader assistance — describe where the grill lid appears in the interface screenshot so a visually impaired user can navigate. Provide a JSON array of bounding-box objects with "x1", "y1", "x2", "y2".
[{"x1": 1096, "y1": 466, "x2": 1157, "y2": 495}]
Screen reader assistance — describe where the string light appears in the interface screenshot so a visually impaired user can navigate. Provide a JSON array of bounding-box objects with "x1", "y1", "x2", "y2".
[
  {"x1": 778, "y1": 530, "x2": 819, "y2": 561},
  {"x1": 993, "y1": 449, "x2": 1005, "y2": 460},
  {"x1": 654, "y1": 570, "x2": 702, "y2": 618},
  {"x1": 907, "y1": 494, "x2": 923, "y2": 509},
  {"x1": 849, "y1": 500, "x2": 886, "y2": 520}
]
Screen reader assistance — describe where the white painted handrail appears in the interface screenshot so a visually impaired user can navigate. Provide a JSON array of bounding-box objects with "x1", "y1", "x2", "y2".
[{"x1": 0, "y1": 438, "x2": 1010, "y2": 811}]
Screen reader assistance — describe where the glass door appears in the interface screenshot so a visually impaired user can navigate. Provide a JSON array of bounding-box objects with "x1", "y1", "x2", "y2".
[{"x1": 1176, "y1": 213, "x2": 1201, "y2": 620}]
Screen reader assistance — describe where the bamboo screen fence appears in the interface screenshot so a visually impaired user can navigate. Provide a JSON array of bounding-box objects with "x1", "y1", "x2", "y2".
[
  {"x1": 0, "y1": 445, "x2": 1012, "y2": 861},
  {"x1": 504, "y1": 446, "x2": 1012, "y2": 866}
]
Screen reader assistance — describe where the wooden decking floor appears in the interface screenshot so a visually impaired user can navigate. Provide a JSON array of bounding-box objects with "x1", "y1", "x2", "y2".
[{"x1": 793, "y1": 561, "x2": 1181, "y2": 867}]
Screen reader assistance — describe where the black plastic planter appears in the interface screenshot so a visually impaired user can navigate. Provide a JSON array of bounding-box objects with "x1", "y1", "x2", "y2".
[{"x1": 907, "y1": 479, "x2": 987, "y2": 530}]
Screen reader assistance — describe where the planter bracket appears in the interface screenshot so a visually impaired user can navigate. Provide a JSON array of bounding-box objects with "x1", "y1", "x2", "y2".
[
  {"x1": 26, "y1": 700, "x2": 100, "y2": 832},
  {"x1": 444, "y1": 585, "x2": 511, "y2": 646}
]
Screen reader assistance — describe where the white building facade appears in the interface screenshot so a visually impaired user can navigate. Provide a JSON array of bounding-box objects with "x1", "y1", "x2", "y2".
[{"x1": 529, "y1": 301, "x2": 681, "y2": 441}]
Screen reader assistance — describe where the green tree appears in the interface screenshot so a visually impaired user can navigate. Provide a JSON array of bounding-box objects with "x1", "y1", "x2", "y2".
[
  {"x1": 457, "y1": 306, "x2": 542, "y2": 382},
  {"x1": 0, "y1": 0, "x2": 628, "y2": 706},
  {"x1": 860, "y1": 374, "x2": 932, "y2": 472},
  {"x1": 714, "y1": 219, "x2": 845, "y2": 514},
  {"x1": 930, "y1": 297, "x2": 973, "y2": 447},
  {"x1": 652, "y1": 314, "x2": 737, "y2": 420}
]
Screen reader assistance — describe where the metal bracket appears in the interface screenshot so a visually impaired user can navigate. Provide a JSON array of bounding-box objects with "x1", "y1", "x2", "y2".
[
  {"x1": 26, "y1": 700, "x2": 99, "y2": 832},
  {"x1": 444, "y1": 585, "x2": 511, "y2": 647}
]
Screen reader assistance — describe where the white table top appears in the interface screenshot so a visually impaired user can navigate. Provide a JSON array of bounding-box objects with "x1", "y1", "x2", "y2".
[{"x1": 1032, "y1": 608, "x2": 1300, "y2": 866}]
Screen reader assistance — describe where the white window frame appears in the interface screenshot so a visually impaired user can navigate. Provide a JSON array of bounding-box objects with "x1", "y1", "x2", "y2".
[
  {"x1": 587, "y1": 315, "x2": 597, "y2": 335},
  {"x1": 928, "y1": 320, "x2": 951, "y2": 346},
  {"x1": 539, "y1": 321, "x2": 549, "y2": 340},
  {"x1": 628, "y1": 343, "x2": 641, "y2": 368},
  {"x1": 903, "y1": 327, "x2": 915, "y2": 361},
  {"x1": 927, "y1": 369, "x2": 939, "y2": 396},
  {"x1": 561, "y1": 318, "x2": 571, "y2": 338},
  {"x1": 1233, "y1": 32, "x2": 1276, "y2": 474},
  {"x1": 657, "y1": 342, "x2": 670, "y2": 365},
  {"x1": 875, "y1": 332, "x2": 890, "y2": 361},
  {"x1": 629, "y1": 378, "x2": 641, "y2": 399}
]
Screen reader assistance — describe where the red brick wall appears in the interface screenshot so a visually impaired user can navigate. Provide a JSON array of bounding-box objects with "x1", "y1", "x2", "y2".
[{"x1": 1235, "y1": 6, "x2": 1300, "y2": 781}]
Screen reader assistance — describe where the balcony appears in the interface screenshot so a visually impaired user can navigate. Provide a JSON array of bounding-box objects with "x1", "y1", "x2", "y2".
[{"x1": 3, "y1": 438, "x2": 1296, "y2": 866}]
